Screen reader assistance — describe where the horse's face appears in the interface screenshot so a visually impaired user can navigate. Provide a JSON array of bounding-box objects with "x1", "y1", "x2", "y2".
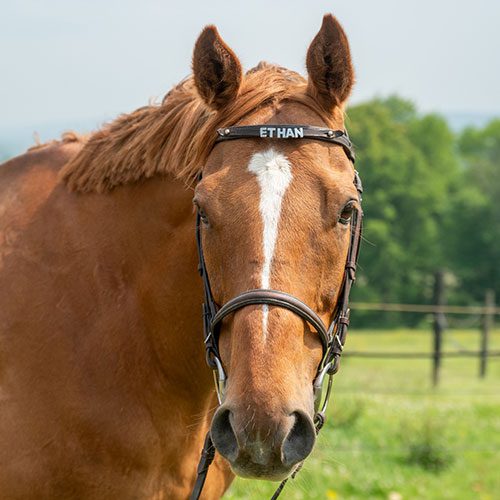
[{"x1": 192, "y1": 16, "x2": 356, "y2": 480}]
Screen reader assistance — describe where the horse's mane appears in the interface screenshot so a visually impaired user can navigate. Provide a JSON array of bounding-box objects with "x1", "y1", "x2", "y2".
[{"x1": 61, "y1": 63, "x2": 339, "y2": 193}]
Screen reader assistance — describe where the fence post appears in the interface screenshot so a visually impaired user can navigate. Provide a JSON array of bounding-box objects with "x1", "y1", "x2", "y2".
[
  {"x1": 480, "y1": 289, "x2": 495, "y2": 378},
  {"x1": 432, "y1": 270, "x2": 446, "y2": 387}
]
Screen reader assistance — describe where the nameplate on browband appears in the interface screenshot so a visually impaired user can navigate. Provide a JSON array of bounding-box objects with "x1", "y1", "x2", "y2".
[
  {"x1": 215, "y1": 124, "x2": 355, "y2": 162},
  {"x1": 259, "y1": 126, "x2": 304, "y2": 138}
]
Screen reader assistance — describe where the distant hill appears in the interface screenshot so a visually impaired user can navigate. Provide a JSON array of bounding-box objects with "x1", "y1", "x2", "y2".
[{"x1": 442, "y1": 112, "x2": 499, "y2": 132}]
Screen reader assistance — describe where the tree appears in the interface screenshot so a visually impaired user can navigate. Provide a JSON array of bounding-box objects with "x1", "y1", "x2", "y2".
[
  {"x1": 449, "y1": 120, "x2": 500, "y2": 302},
  {"x1": 346, "y1": 97, "x2": 460, "y2": 325}
]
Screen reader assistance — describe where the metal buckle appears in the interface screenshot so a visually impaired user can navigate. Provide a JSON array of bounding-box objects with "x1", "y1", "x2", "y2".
[{"x1": 338, "y1": 308, "x2": 351, "y2": 327}]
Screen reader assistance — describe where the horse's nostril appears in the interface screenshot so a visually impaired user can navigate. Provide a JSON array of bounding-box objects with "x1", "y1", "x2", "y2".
[
  {"x1": 281, "y1": 411, "x2": 316, "y2": 467},
  {"x1": 210, "y1": 407, "x2": 238, "y2": 462}
]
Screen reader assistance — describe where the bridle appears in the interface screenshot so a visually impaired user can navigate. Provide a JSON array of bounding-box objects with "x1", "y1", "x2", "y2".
[{"x1": 191, "y1": 124, "x2": 363, "y2": 500}]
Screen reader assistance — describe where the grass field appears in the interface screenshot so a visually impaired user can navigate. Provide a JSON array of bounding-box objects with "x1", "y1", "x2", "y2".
[{"x1": 224, "y1": 328, "x2": 500, "y2": 500}]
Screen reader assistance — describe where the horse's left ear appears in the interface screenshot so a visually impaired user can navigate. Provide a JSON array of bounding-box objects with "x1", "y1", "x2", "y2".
[
  {"x1": 306, "y1": 14, "x2": 354, "y2": 111},
  {"x1": 192, "y1": 25, "x2": 242, "y2": 110}
]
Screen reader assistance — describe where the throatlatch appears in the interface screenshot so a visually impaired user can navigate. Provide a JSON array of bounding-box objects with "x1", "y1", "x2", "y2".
[{"x1": 190, "y1": 125, "x2": 363, "y2": 500}]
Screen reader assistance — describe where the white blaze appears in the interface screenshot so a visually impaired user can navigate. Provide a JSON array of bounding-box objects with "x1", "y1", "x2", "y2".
[{"x1": 247, "y1": 148, "x2": 293, "y2": 340}]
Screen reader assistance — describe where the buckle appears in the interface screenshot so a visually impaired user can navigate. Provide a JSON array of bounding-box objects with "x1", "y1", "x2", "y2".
[
  {"x1": 345, "y1": 262, "x2": 356, "y2": 281},
  {"x1": 338, "y1": 309, "x2": 350, "y2": 327}
]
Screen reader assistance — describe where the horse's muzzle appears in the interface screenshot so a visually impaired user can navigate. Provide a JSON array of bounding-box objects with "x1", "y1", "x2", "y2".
[{"x1": 210, "y1": 406, "x2": 316, "y2": 480}]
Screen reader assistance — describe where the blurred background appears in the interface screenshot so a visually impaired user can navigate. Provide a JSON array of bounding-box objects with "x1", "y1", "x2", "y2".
[{"x1": 2, "y1": 1, "x2": 499, "y2": 498}]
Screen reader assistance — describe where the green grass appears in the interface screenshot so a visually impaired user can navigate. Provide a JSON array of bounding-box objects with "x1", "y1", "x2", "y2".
[{"x1": 224, "y1": 328, "x2": 500, "y2": 499}]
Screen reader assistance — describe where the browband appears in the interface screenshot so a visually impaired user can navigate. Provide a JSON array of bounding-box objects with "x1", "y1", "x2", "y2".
[{"x1": 216, "y1": 125, "x2": 355, "y2": 163}]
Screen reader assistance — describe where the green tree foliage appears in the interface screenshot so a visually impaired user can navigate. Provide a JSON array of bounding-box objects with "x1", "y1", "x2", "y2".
[
  {"x1": 347, "y1": 97, "x2": 500, "y2": 326},
  {"x1": 450, "y1": 120, "x2": 500, "y2": 301},
  {"x1": 347, "y1": 97, "x2": 461, "y2": 325}
]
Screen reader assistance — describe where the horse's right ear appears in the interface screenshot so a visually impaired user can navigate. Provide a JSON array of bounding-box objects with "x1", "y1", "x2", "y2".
[
  {"x1": 192, "y1": 26, "x2": 242, "y2": 110},
  {"x1": 306, "y1": 14, "x2": 354, "y2": 111}
]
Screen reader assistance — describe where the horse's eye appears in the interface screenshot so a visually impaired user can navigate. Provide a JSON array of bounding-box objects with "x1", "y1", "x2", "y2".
[
  {"x1": 193, "y1": 199, "x2": 209, "y2": 226},
  {"x1": 199, "y1": 210, "x2": 209, "y2": 226},
  {"x1": 339, "y1": 200, "x2": 356, "y2": 225}
]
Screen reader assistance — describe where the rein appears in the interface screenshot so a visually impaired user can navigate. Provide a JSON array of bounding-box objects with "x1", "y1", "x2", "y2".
[{"x1": 191, "y1": 124, "x2": 363, "y2": 500}]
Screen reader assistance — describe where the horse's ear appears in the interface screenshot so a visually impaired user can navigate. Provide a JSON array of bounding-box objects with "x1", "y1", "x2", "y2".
[
  {"x1": 192, "y1": 25, "x2": 242, "y2": 110},
  {"x1": 306, "y1": 14, "x2": 354, "y2": 111}
]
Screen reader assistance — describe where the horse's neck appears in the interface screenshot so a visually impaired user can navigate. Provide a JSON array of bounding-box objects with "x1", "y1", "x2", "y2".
[
  {"x1": 75, "y1": 176, "x2": 214, "y2": 413},
  {"x1": 0, "y1": 153, "x2": 223, "y2": 492}
]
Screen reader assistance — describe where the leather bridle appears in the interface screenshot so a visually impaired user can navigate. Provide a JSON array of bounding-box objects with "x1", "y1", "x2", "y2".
[{"x1": 191, "y1": 124, "x2": 363, "y2": 500}]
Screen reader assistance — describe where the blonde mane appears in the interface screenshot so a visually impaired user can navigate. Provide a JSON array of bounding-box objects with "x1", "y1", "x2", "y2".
[{"x1": 61, "y1": 63, "x2": 339, "y2": 193}]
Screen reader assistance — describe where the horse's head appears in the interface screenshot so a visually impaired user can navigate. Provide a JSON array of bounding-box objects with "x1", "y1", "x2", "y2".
[{"x1": 192, "y1": 15, "x2": 358, "y2": 480}]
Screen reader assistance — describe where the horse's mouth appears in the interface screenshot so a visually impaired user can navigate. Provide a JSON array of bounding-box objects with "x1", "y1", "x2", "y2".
[{"x1": 229, "y1": 458, "x2": 302, "y2": 481}]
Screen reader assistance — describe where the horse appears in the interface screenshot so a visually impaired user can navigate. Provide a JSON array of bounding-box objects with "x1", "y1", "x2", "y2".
[{"x1": 0, "y1": 14, "x2": 360, "y2": 499}]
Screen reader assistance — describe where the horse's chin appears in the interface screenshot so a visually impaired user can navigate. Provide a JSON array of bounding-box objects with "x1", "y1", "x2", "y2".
[{"x1": 229, "y1": 461, "x2": 299, "y2": 482}]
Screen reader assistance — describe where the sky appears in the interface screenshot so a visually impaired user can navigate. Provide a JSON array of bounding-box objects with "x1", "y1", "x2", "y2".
[{"x1": 1, "y1": 0, "x2": 500, "y2": 152}]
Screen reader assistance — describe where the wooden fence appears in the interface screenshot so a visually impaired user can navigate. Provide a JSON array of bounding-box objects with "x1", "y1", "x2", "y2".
[{"x1": 347, "y1": 271, "x2": 498, "y2": 386}]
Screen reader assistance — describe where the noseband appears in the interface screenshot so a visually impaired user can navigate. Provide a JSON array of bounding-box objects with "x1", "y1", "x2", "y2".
[{"x1": 191, "y1": 124, "x2": 363, "y2": 500}]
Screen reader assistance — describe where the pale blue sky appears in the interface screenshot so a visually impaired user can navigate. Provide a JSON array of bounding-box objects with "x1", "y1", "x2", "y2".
[{"x1": 1, "y1": 0, "x2": 500, "y2": 151}]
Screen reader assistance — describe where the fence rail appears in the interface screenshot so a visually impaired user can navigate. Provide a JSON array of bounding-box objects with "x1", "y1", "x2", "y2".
[
  {"x1": 346, "y1": 350, "x2": 500, "y2": 359},
  {"x1": 347, "y1": 272, "x2": 496, "y2": 385},
  {"x1": 351, "y1": 302, "x2": 500, "y2": 315}
]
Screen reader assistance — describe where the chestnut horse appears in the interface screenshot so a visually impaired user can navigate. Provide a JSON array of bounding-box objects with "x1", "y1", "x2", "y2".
[{"x1": 0, "y1": 14, "x2": 358, "y2": 499}]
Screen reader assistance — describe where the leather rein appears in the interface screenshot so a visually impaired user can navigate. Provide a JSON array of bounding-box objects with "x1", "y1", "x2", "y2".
[{"x1": 191, "y1": 124, "x2": 363, "y2": 500}]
